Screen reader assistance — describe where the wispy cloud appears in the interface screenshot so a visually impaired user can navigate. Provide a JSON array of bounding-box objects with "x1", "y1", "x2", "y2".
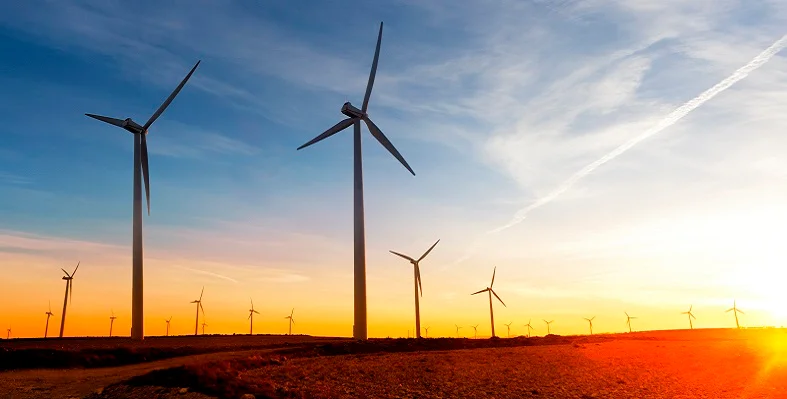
[
  {"x1": 150, "y1": 121, "x2": 259, "y2": 159},
  {"x1": 170, "y1": 264, "x2": 239, "y2": 284}
]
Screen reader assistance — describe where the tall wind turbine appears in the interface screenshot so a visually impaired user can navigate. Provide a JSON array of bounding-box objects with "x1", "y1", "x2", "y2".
[
  {"x1": 625, "y1": 312, "x2": 637, "y2": 333},
  {"x1": 191, "y1": 287, "x2": 205, "y2": 336},
  {"x1": 726, "y1": 300, "x2": 744, "y2": 329},
  {"x1": 471, "y1": 324, "x2": 479, "y2": 339},
  {"x1": 682, "y1": 305, "x2": 697, "y2": 330},
  {"x1": 455, "y1": 324, "x2": 463, "y2": 338},
  {"x1": 285, "y1": 308, "x2": 295, "y2": 335},
  {"x1": 248, "y1": 298, "x2": 260, "y2": 335},
  {"x1": 59, "y1": 262, "x2": 79, "y2": 338},
  {"x1": 543, "y1": 320, "x2": 554, "y2": 335},
  {"x1": 504, "y1": 321, "x2": 513, "y2": 338},
  {"x1": 86, "y1": 61, "x2": 200, "y2": 341},
  {"x1": 165, "y1": 316, "x2": 172, "y2": 337},
  {"x1": 390, "y1": 239, "x2": 439, "y2": 339},
  {"x1": 44, "y1": 301, "x2": 55, "y2": 338},
  {"x1": 524, "y1": 319, "x2": 535, "y2": 338},
  {"x1": 584, "y1": 316, "x2": 595, "y2": 335},
  {"x1": 109, "y1": 310, "x2": 117, "y2": 337},
  {"x1": 296, "y1": 22, "x2": 414, "y2": 340},
  {"x1": 471, "y1": 267, "x2": 506, "y2": 338}
]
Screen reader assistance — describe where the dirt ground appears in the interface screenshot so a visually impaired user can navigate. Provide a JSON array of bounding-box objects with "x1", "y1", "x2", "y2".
[{"x1": 2, "y1": 329, "x2": 787, "y2": 398}]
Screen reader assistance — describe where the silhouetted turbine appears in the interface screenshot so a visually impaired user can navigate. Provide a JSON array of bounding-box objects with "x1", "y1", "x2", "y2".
[
  {"x1": 524, "y1": 319, "x2": 535, "y2": 338},
  {"x1": 726, "y1": 300, "x2": 744, "y2": 329},
  {"x1": 681, "y1": 305, "x2": 696, "y2": 330},
  {"x1": 584, "y1": 316, "x2": 595, "y2": 335},
  {"x1": 296, "y1": 22, "x2": 414, "y2": 341},
  {"x1": 191, "y1": 287, "x2": 205, "y2": 336},
  {"x1": 423, "y1": 326, "x2": 430, "y2": 338},
  {"x1": 543, "y1": 319, "x2": 554, "y2": 335},
  {"x1": 248, "y1": 298, "x2": 260, "y2": 335},
  {"x1": 471, "y1": 267, "x2": 506, "y2": 338},
  {"x1": 471, "y1": 324, "x2": 479, "y2": 339},
  {"x1": 504, "y1": 321, "x2": 513, "y2": 338},
  {"x1": 109, "y1": 309, "x2": 117, "y2": 337},
  {"x1": 390, "y1": 239, "x2": 439, "y2": 339},
  {"x1": 625, "y1": 312, "x2": 637, "y2": 333},
  {"x1": 44, "y1": 300, "x2": 55, "y2": 338},
  {"x1": 59, "y1": 262, "x2": 79, "y2": 338},
  {"x1": 165, "y1": 316, "x2": 172, "y2": 337},
  {"x1": 455, "y1": 324, "x2": 463, "y2": 338},
  {"x1": 285, "y1": 308, "x2": 296, "y2": 335},
  {"x1": 86, "y1": 60, "x2": 200, "y2": 341}
]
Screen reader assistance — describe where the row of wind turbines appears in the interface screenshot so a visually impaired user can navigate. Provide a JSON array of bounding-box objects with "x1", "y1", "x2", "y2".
[{"x1": 12, "y1": 20, "x2": 757, "y2": 342}]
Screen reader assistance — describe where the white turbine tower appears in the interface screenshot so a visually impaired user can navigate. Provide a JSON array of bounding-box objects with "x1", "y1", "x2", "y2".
[
  {"x1": 390, "y1": 239, "x2": 439, "y2": 339},
  {"x1": 85, "y1": 61, "x2": 200, "y2": 341},
  {"x1": 296, "y1": 22, "x2": 415, "y2": 340},
  {"x1": 471, "y1": 267, "x2": 506, "y2": 338}
]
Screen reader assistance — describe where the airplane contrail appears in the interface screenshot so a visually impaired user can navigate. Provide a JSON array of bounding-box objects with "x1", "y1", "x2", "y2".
[{"x1": 454, "y1": 33, "x2": 787, "y2": 265}]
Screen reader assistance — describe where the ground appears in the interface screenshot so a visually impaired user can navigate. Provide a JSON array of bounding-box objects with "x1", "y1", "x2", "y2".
[{"x1": 1, "y1": 329, "x2": 786, "y2": 398}]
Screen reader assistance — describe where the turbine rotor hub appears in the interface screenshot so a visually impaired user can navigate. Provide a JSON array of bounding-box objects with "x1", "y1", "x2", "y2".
[{"x1": 341, "y1": 102, "x2": 365, "y2": 119}]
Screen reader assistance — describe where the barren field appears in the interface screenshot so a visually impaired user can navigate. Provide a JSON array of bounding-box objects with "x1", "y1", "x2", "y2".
[{"x1": 2, "y1": 329, "x2": 786, "y2": 398}]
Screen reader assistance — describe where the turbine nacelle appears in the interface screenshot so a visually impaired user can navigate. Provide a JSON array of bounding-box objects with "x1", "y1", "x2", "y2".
[
  {"x1": 122, "y1": 118, "x2": 145, "y2": 135},
  {"x1": 341, "y1": 102, "x2": 365, "y2": 119}
]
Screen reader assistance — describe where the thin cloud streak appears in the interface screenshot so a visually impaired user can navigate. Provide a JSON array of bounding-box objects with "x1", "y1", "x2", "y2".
[
  {"x1": 453, "y1": 32, "x2": 787, "y2": 265},
  {"x1": 170, "y1": 264, "x2": 239, "y2": 284}
]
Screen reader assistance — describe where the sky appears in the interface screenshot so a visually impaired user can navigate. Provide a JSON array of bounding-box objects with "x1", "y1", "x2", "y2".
[{"x1": 1, "y1": 0, "x2": 786, "y2": 339}]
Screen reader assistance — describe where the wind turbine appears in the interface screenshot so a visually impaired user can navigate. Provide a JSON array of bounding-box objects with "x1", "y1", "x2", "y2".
[
  {"x1": 423, "y1": 326, "x2": 430, "y2": 338},
  {"x1": 390, "y1": 239, "x2": 439, "y2": 339},
  {"x1": 201, "y1": 321, "x2": 208, "y2": 335},
  {"x1": 296, "y1": 22, "x2": 414, "y2": 340},
  {"x1": 543, "y1": 320, "x2": 554, "y2": 335},
  {"x1": 6, "y1": 325, "x2": 10, "y2": 339},
  {"x1": 726, "y1": 300, "x2": 744, "y2": 329},
  {"x1": 524, "y1": 319, "x2": 535, "y2": 338},
  {"x1": 471, "y1": 324, "x2": 479, "y2": 339},
  {"x1": 455, "y1": 324, "x2": 463, "y2": 338},
  {"x1": 625, "y1": 312, "x2": 637, "y2": 333},
  {"x1": 165, "y1": 316, "x2": 172, "y2": 337},
  {"x1": 191, "y1": 287, "x2": 205, "y2": 336},
  {"x1": 86, "y1": 61, "x2": 200, "y2": 341},
  {"x1": 471, "y1": 267, "x2": 506, "y2": 338},
  {"x1": 584, "y1": 316, "x2": 595, "y2": 335},
  {"x1": 59, "y1": 262, "x2": 80, "y2": 338},
  {"x1": 504, "y1": 321, "x2": 513, "y2": 338},
  {"x1": 682, "y1": 305, "x2": 697, "y2": 330},
  {"x1": 248, "y1": 298, "x2": 260, "y2": 335},
  {"x1": 44, "y1": 301, "x2": 55, "y2": 338},
  {"x1": 285, "y1": 308, "x2": 295, "y2": 335},
  {"x1": 109, "y1": 310, "x2": 117, "y2": 337}
]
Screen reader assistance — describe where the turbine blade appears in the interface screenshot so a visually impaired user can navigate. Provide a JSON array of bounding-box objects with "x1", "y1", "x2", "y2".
[
  {"x1": 199, "y1": 286, "x2": 204, "y2": 301},
  {"x1": 72, "y1": 261, "x2": 80, "y2": 277},
  {"x1": 61, "y1": 268, "x2": 69, "y2": 277},
  {"x1": 297, "y1": 118, "x2": 354, "y2": 150},
  {"x1": 363, "y1": 117, "x2": 415, "y2": 175},
  {"x1": 141, "y1": 134, "x2": 151, "y2": 215},
  {"x1": 248, "y1": 313, "x2": 251, "y2": 320},
  {"x1": 361, "y1": 22, "x2": 383, "y2": 113},
  {"x1": 725, "y1": 308, "x2": 733, "y2": 312},
  {"x1": 471, "y1": 288, "x2": 488, "y2": 295},
  {"x1": 416, "y1": 264, "x2": 423, "y2": 297},
  {"x1": 254, "y1": 310, "x2": 260, "y2": 314},
  {"x1": 491, "y1": 289, "x2": 506, "y2": 307},
  {"x1": 85, "y1": 114, "x2": 126, "y2": 128},
  {"x1": 389, "y1": 250, "x2": 415, "y2": 262},
  {"x1": 691, "y1": 314, "x2": 697, "y2": 319},
  {"x1": 418, "y1": 239, "x2": 440, "y2": 262},
  {"x1": 491, "y1": 266, "x2": 496, "y2": 288},
  {"x1": 738, "y1": 309, "x2": 745, "y2": 314},
  {"x1": 143, "y1": 60, "x2": 200, "y2": 130}
]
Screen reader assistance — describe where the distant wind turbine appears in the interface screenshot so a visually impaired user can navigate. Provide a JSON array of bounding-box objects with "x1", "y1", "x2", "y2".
[
  {"x1": 625, "y1": 312, "x2": 637, "y2": 333},
  {"x1": 165, "y1": 316, "x2": 172, "y2": 337},
  {"x1": 726, "y1": 300, "x2": 745, "y2": 329},
  {"x1": 6, "y1": 325, "x2": 10, "y2": 339},
  {"x1": 44, "y1": 301, "x2": 55, "y2": 338},
  {"x1": 191, "y1": 287, "x2": 205, "y2": 336},
  {"x1": 285, "y1": 308, "x2": 295, "y2": 335},
  {"x1": 471, "y1": 267, "x2": 506, "y2": 338},
  {"x1": 524, "y1": 319, "x2": 535, "y2": 338},
  {"x1": 682, "y1": 305, "x2": 697, "y2": 330},
  {"x1": 86, "y1": 60, "x2": 200, "y2": 341},
  {"x1": 471, "y1": 324, "x2": 479, "y2": 339},
  {"x1": 201, "y1": 321, "x2": 208, "y2": 335},
  {"x1": 59, "y1": 262, "x2": 80, "y2": 338},
  {"x1": 423, "y1": 326, "x2": 431, "y2": 338},
  {"x1": 296, "y1": 22, "x2": 415, "y2": 340},
  {"x1": 543, "y1": 320, "x2": 554, "y2": 335},
  {"x1": 455, "y1": 324, "x2": 463, "y2": 338},
  {"x1": 109, "y1": 310, "x2": 117, "y2": 337},
  {"x1": 390, "y1": 239, "x2": 440, "y2": 339},
  {"x1": 504, "y1": 321, "x2": 513, "y2": 338},
  {"x1": 248, "y1": 298, "x2": 260, "y2": 335},
  {"x1": 584, "y1": 316, "x2": 595, "y2": 335}
]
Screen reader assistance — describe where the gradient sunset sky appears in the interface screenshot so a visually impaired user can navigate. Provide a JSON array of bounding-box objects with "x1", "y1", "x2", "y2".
[{"x1": 1, "y1": 0, "x2": 787, "y2": 339}]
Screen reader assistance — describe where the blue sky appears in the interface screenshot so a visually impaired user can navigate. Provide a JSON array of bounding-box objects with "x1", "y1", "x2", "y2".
[{"x1": 1, "y1": 0, "x2": 787, "y2": 337}]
